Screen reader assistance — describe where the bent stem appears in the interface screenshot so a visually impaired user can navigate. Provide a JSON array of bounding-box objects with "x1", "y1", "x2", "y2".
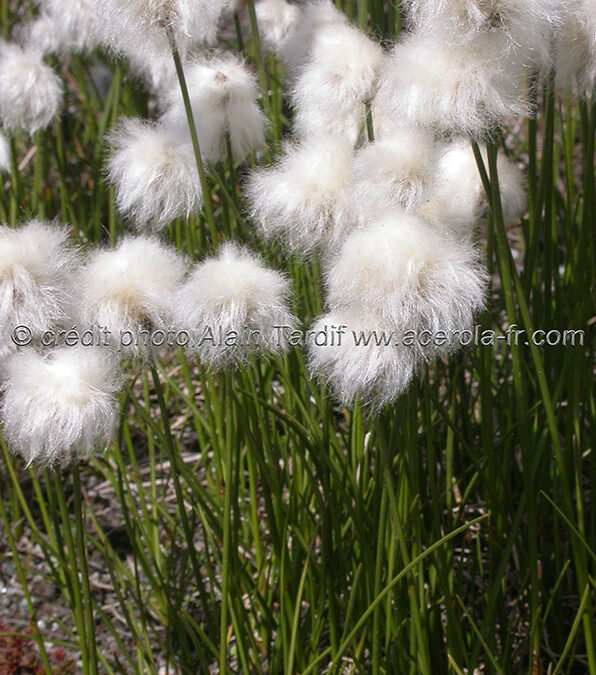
[{"x1": 166, "y1": 27, "x2": 218, "y2": 244}]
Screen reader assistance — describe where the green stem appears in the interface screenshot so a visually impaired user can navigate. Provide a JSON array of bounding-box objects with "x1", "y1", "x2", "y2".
[
  {"x1": 474, "y1": 139, "x2": 596, "y2": 672},
  {"x1": 219, "y1": 373, "x2": 235, "y2": 674},
  {"x1": 233, "y1": 11, "x2": 244, "y2": 51},
  {"x1": 149, "y1": 366, "x2": 207, "y2": 625},
  {"x1": 8, "y1": 134, "x2": 21, "y2": 225},
  {"x1": 245, "y1": 0, "x2": 275, "y2": 144},
  {"x1": 325, "y1": 516, "x2": 490, "y2": 670},
  {"x1": 365, "y1": 101, "x2": 375, "y2": 143},
  {"x1": 166, "y1": 27, "x2": 217, "y2": 244},
  {"x1": 72, "y1": 464, "x2": 99, "y2": 674},
  {"x1": 50, "y1": 470, "x2": 88, "y2": 673},
  {"x1": 357, "y1": 0, "x2": 367, "y2": 30}
]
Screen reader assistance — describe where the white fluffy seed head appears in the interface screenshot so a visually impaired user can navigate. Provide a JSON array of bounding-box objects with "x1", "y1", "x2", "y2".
[
  {"x1": 418, "y1": 139, "x2": 526, "y2": 235},
  {"x1": 174, "y1": 243, "x2": 296, "y2": 369},
  {"x1": 23, "y1": 0, "x2": 101, "y2": 56},
  {"x1": 0, "y1": 347, "x2": 122, "y2": 467},
  {"x1": 291, "y1": 22, "x2": 385, "y2": 145},
  {"x1": 0, "y1": 131, "x2": 9, "y2": 172},
  {"x1": 295, "y1": 22, "x2": 385, "y2": 105},
  {"x1": 372, "y1": 31, "x2": 529, "y2": 138},
  {"x1": 94, "y1": 0, "x2": 228, "y2": 90},
  {"x1": 281, "y1": 0, "x2": 348, "y2": 79},
  {"x1": 256, "y1": 0, "x2": 303, "y2": 53},
  {"x1": 74, "y1": 236, "x2": 188, "y2": 355},
  {"x1": 307, "y1": 308, "x2": 418, "y2": 410},
  {"x1": 0, "y1": 41, "x2": 63, "y2": 134},
  {"x1": 326, "y1": 211, "x2": 488, "y2": 359},
  {"x1": 555, "y1": 0, "x2": 596, "y2": 95},
  {"x1": 404, "y1": 0, "x2": 565, "y2": 30},
  {"x1": 163, "y1": 55, "x2": 266, "y2": 162},
  {"x1": 402, "y1": 0, "x2": 566, "y2": 68},
  {"x1": 246, "y1": 137, "x2": 356, "y2": 256},
  {"x1": 95, "y1": 0, "x2": 229, "y2": 48},
  {"x1": 21, "y1": 14, "x2": 60, "y2": 56},
  {"x1": 298, "y1": 107, "x2": 369, "y2": 148},
  {"x1": 0, "y1": 221, "x2": 80, "y2": 356},
  {"x1": 106, "y1": 118, "x2": 202, "y2": 230},
  {"x1": 77, "y1": 4, "x2": 175, "y2": 90},
  {"x1": 351, "y1": 128, "x2": 438, "y2": 223}
]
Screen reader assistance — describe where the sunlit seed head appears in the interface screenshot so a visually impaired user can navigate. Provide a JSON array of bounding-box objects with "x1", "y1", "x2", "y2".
[
  {"x1": 291, "y1": 22, "x2": 384, "y2": 145},
  {"x1": 418, "y1": 139, "x2": 526, "y2": 235},
  {"x1": 174, "y1": 243, "x2": 297, "y2": 369},
  {"x1": 106, "y1": 117, "x2": 203, "y2": 230},
  {"x1": 245, "y1": 137, "x2": 356, "y2": 256},
  {"x1": 372, "y1": 30, "x2": 530, "y2": 137},
  {"x1": 162, "y1": 54, "x2": 266, "y2": 162},
  {"x1": 96, "y1": 0, "x2": 229, "y2": 43},
  {"x1": 554, "y1": 0, "x2": 596, "y2": 95},
  {"x1": 281, "y1": 0, "x2": 348, "y2": 79},
  {"x1": 307, "y1": 307, "x2": 418, "y2": 410},
  {"x1": 0, "y1": 221, "x2": 80, "y2": 354},
  {"x1": 402, "y1": 0, "x2": 568, "y2": 68},
  {"x1": 75, "y1": 236, "x2": 188, "y2": 355},
  {"x1": 0, "y1": 41, "x2": 63, "y2": 134},
  {"x1": 351, "y1": 128, "x2": 438, "y2": 223},
  {"x1": 256, "y1": 0, "x2": 303, "y2": 53},
  {"x1": 0, "y1": 347, "x2": 122, "y2": 467},
  {"x1": 325, "y1": 210, "x2": 488, "y2": 359},
  {"x1": 22, "y1": 0, "x2": 101, "y2": 56}
]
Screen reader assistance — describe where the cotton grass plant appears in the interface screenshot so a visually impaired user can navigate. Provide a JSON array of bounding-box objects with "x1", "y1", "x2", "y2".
[{"x1": 0, "y1": 0, "x2": 594, "y2": 673}]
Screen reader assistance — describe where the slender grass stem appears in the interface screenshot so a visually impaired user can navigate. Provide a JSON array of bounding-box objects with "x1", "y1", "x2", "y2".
[
  {"x1": 326, "y1": 516, "x2": 489, "y2": 670},
  {"x1": 365, "y1": 101, "x2": 375, "y2": 143},
  {"x1": 245, "y1": 0, "x2": 275, "y2": 146},
  {"x1": 218, "y1": 373, "x2": 235, "y2": 675},
  {"x1": 72, "y1": 464, "x2": 98, "y2": 674},
  {"x1": 166, "y1": 27, "x2": 217, "y2": 244},
  {"x1": 149, "y1": 366, "x2": 206, "y2": 620}
]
